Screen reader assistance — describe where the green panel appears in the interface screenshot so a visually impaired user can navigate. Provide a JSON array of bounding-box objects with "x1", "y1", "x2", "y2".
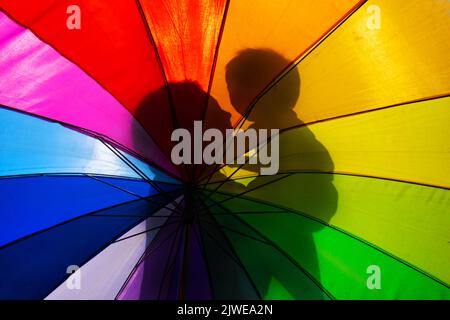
[
  {"x1": 206, "y1": 173, "x2": 450, "y2": 286},
  {"x1": 201, "y1": 199, "x2": 328, "y2": 300},
  {"x1": 205, "y1": 193, "x2": 450, "y2": 299}
]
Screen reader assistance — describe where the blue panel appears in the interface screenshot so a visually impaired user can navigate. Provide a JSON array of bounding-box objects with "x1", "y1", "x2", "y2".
[
  {"x1": 0, "y1": 107, "x2": 179, "y2": 184},
  {"x1": 0, "y1": 196, "x2": 172, "y2": 300},
  {"x1": 0, "y1": 175, "x2": 159, "y2": 246}
]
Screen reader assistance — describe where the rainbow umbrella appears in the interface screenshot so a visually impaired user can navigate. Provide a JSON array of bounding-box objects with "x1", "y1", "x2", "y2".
[{"x1": 0, "y1": 0, "x2": 449, "y2": 300}]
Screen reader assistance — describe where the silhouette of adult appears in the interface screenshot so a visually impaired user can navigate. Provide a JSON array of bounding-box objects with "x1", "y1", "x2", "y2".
[{"x1": 130, "y1": 81, "x2": 236, "y2": 299}]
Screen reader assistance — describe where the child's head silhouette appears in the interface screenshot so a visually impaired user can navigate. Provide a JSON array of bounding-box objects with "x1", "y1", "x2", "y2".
[{"x1": 226, "y1": 48, "x2": 301, "y2": 128}]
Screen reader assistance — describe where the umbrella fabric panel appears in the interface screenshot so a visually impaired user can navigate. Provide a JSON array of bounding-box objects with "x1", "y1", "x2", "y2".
[
  {"x1": 0, "y1": 10, "x2": 176, "y2": 175},
  {"x1": 45, "y1": 203, "x2": 177, "y2": 300},
  {"x1": 205, "y1": 193, "x2": 450, "y2": 299},
  {"x1": 209, "y1": 96, "x2": 450, "y2": 188},
  {"x1": 137, "y1": 1, "x2": 228, "y2": 160},
  {"x1": 0, "y1": 194, "x2": 174, "y2": 300},
  {"x1": 255, "y1": 0, "x2": 450, "y2": 128},
  {"x1": 206, "y1": 174, "x2": 450, "y2": 286},
  {"x1": 0, "y1": 175, "x2": 163, "y2": 246},
  {"x1": 206, "y1": 0, "x2": 363, "y2": 126},
  {"x1": 140, "y1": 0, "x2": 226, "y2": 91},
  {"x1": 0, "y1": 107, "x2": 178, "y2": 183}
]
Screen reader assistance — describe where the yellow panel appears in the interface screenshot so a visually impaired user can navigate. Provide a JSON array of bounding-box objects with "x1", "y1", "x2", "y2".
[
  {"x1": 208, "y1": 96, "x2": 450, "y2": 188},
  {"x1": 206, "y1": 0, "x2": 363, "y2": 125},
  {"x1": 302, "y1": 97, "x2": 450, "y2": 188},
  {"x1": 291, "y1": 0, "x2": 450, "y2": 124}
]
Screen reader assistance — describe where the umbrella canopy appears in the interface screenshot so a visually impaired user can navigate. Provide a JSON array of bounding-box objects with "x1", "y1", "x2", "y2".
[{"x1": 0, "y1": 0, "x2": 449, "y2": 300}]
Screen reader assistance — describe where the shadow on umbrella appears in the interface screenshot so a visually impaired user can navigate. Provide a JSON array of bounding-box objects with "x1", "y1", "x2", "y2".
[
  {"x1": 123, "y1": 82, "x2": 232, "y2": 299},
  {"x1": 121, "y1": 49, "x2": 337, "y2": 300}
]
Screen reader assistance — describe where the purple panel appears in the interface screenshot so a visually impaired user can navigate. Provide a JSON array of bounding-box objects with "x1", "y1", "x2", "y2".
[
  {"x1": 117, "y1": 219, "x2": 182, "y2": 300},
  {"x1": 117, "y1": 220, "x2": 212, "y2": 300}
]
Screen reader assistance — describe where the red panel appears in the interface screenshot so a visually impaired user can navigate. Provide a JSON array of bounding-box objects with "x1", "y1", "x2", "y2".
[{"x1": 139, "y1": 0, "x2": 227, "y2": 129}]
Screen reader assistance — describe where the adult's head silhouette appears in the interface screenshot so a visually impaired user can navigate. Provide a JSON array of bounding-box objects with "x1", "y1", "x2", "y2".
[{"x1": 134, "y1": 81, "x2": 232, "y2": 181}]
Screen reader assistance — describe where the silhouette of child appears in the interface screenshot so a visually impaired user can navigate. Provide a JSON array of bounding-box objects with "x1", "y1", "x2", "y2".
[{"x1": 223, "y1": 49, "x2": 337, "y2": 299}]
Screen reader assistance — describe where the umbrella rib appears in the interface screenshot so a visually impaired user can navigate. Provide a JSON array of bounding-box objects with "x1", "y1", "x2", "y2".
[
  {"x1": 199, "y1": 174, "x2": 291, "y2": 212},
  {"x1": 191, "y1": 221, "x2": 215, "y2": 298},
  {"x1": 0, "y1": 172, "x2": 183, "y2": 215},
  {"x1": 199, "y1": 210, "x2": 285, "y2": 217},
  {"x1": 198, "y1": 126, "x2": 281, "y2": 185},
  {"x1": 135, "y1": 0, "x2": 192, "y2": 181},
  {"x1": 0, "y1": 198, "x2": 137, "y2": 250},
  {"x1": 204, "y1": 195, "x2": 335, "y2": 300},
  {"x1": 200, "y1": 0, "x2": 231, "y2": 124},
  {"x1": 85, "y1": 174, "x2": 183, "y2": 215},
  {"x1": 106, "y1": 141, "x2": 184, "y2": 209},
  {"x1": 134, "y1": 0, "x2": 185, "y2": 179},
  {"x1": 158, "y1": 222, "x2": 184, "y2": 299},
  {"x1": 179, "y1": 223, "x2": 192, "y2": 300},
  {"x1": 99, "y1": 138, "x2": 182, "y2": 210},
  {"x1": 110, "y1": 198, "x2": 184, "y2": 234},
  {"x1": 203, "y1": 188, "x2": 333, "y2": 230},
  {"x1": 100, "y1": 138, "x2": 157, "y2": 183},
  {"x1": 195, "y1": 225, "x2": 240, "y2": 271},
  {"x1": 203, "y1": 170, "x2": 450, "y2": 192},
  {"x1": 192, "y1": 0, "x2": 231, "y2": 184},
  {"x1": 138, "y1": 222, "x2": 183, "y2": 264},
  {"x1": 92, "y1": 214, "x2": 171, "y2": 218},
  {"x1": 279, "y1": 92, "x2": 450, "y2": 135},
  {"x1": 0, "y1": 172, "x2": 148, "y2": 181},
  {"x1": 0, "y1": 192, "x2": 170, "y2": 251},
  {"x1": 198, "y1": 218, "x2": 271, "y2": 246},
  {"x1": 115, "y1": 222, "x2": 183, "y2": 300},
  {"x1": 196, "y1": 223, "x2": 263, "y2": 300},
  {"x1": 113, "y1": 219, "x2": 180, "y2": 244},
  {"x1": 198, "y1": 134, "x2": 285, "y2": 197},
  {"x1": 114, "y1": 199, "x2": 183, "y2": 299},
  {"x1": 134, "y1": 0, "x2": 180, "y2": 129},
  {"x1": 85, "y1": 173, "x2": 159, "y2": 199}
]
